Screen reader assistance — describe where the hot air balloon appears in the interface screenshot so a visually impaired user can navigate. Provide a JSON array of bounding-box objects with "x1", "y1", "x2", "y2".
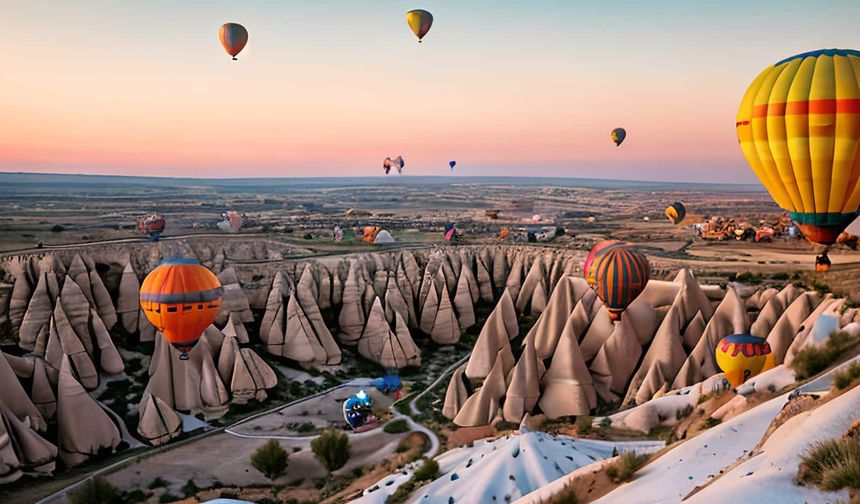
[
  {"x1": 333, "y1": 225, "x2": 344, "y2": 242},
  {"x1": 217, "y1": 211, "x2": 242, "y2": 233},
  {"x1": 583, "y1": 240, "x2": 621, "y2": 287},
  {"x1": 592, "y1": 245, "x2": 650, "y2": 321},
  {"x1": 611, "y1": 128, "x2": 626, "y2": 146},
  {"x1": 343, "y1": 389, "x2": 374, "y2": 430},
  {"x1": 383, "y1": 156, "x2": 404, "y2": 175},
  {"x1": 498, "y1": 229, "x2": 510, "y2": 240},
  {"x1": 406, "y1": 9, "x2": 433, "y2": 42},
  {"x1": 444, "y1": 222, "x2": 458, "y2": 241},
  {"x1": 449, "y1": 160, "x2": 456, "y2": 171},
  {"x1": 138, "y1": 214, "x2": 166, "y2": 242},
  {"x1": 362, "y1": 226, "x2": 381, "y2": 244},
  {"x1": 664, "y1": 201, "x2": 687, "y2": 225},
  {"x1": 140, "y1": 258, "x2": 222, "y2": 360},
  {"x1": 737, "y1": 49, "x2": 860, "y2": 268},
  {"x1": 218, "y1": 23, "x2": 248, "y2": 60},
  {"x1": 715, "y1": 334, "x2": 771, "y2": 387}
]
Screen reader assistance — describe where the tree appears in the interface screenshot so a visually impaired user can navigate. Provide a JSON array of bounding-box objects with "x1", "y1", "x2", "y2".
[
  {"x1": 68, "y1": 477, "x2": 123, "y2": 504},
  {"x1": 311, "y1": 430, "x2": 350, "y2": 473},
  {"x1": 250, "y1": 439, "x2": 289, "y2": 481}
]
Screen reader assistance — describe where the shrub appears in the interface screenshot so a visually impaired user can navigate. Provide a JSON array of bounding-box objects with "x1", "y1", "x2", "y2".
[
  {"x1": 181, "y1": 479, "x2": 200, "y2": 498},
  {"x1": 51, "y1": 224, "x2": 65, "y2": 233},
  {"x1": 606, "y1": 452, "x2": 650, "y2": 484},
  {"x1": 792, "y1": 331, "x2": 860, "y2": 379},
  {"x1": 413, "y1": 458, "x2": 440, "y2": 482},
  {"x1": 396, "y1": 437, "x2": 412, "y2": 453},
  {"x1": 546, "y1": 482, "x2": 579, "y2": 504},
  {"x1": 311, "y1": 430, "x2": 350, "y2": 473},
  {"x1": 251, "y1": 439, "x2": 289, "y2": 481},
  {"x1": 575, "y1": 416, "x2": 593, "y2": 435},
  {"x1": 296, "y1": 422, "x2": 316, "y2": 434},
  {"x1": 148, "y1": 477, "x2": 169, "y2": 489},
  {"x1": 68, "y1": 477, "x2": 123, "y2": 504},
  {"x1": 159, "y1": 493, "x2": 179, "y2": 504},
  {"x1": 798, "y1": 435, "x2": 860, "y2": 491},
  {"x1": 384, "y1": 418, "x2": 410, "y2": 434},
  {"x1": 702, "y1": 417, "x2": 722, "y2": 429},
  {"x1": 833, "y1": 362, "x2": 860, "y2": 390}
]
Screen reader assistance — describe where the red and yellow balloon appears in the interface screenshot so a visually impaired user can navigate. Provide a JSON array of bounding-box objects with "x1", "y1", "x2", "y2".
[
  {"x1": 737, "y1": 49, "x2": 860, "y2": 262},
  {"x1": 715, "y1": 334, "x2": 772, "y2": 387},
  {"x1": 140, "y1": 258, "x2": 222, "y2": 360},
  {"x1": 219, "y1": 23, "x2": 248, "y2": 60}
]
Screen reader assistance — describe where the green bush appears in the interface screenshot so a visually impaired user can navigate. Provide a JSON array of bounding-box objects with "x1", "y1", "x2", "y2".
[
  {"x1": 68, "y1": 477, "x2": 123, "y2": 504},
  {"x1": 413, "y1": 458, "x2": 440, "y2": 482},
  {"x1": 797, "y1": 435, "x2": 860, "y2": 491},
  {"x1": 251, "y1": 439, "x2": 289, "y2": 481},
  {"x1": 575, "y1": 416, "x2": 593, "y2": 435},
  {"x1": 311, "y1": 430, "x2": 350, "y2": 473},
  {"x1": 159, "y1": 493, "x2": 179, "y2": 504},
  {"x1": 545, "y1": 482, "x2": 579, "y2": 504},
  {"x1": 606, "y1": 451, "x2": 650, "y2": 484},
  {"x1": 792, "y1": 331, "x2": 860, "y2": 379},
  {"x1": 383, "y1": 418, "x2": 410, "y2": 434},
  {"x1": 395, "y1": 437, "x2": 412, "y2": 453},
  {"x1": 833, "y1": 362, "x2": 860, "y2": 390},
  {"x1": 51, "y1": 224, "x2": 65, "y2": 233},
  {"x1": 147, "y1": 477, "x2": 169, "y2": 489}
]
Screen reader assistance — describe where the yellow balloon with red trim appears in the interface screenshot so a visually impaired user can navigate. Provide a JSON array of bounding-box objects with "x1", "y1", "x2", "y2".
[
  {"x1": 715, "y1": 334, "x2": 772, "y2": 387},
  {"x1": 406, "y1": 9, "x2": 433, "y2": 42},
  {"x1": 736, "y1": 49, "x2": 860, "y2": 265}
]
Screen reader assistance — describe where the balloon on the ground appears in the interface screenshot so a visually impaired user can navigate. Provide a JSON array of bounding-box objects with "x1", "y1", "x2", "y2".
[
  {"x1": 383, "y1": 156, "x2": 405, "y2": 175},
  {"x1": 363, "y1": 226, "x2": 381, "y2": 243},
  {"x1": 498, "y1": 229, "x2": 510, "y2": 240},
  {"x1": 592, "y1": 245, "x2": 650, "y2": 321},
  {"x1": 737, "y1": 48, "x2": 860, "y2": 250},
  {"x1": 664, "y1": 201, "x2": 687, "y2": 225},
  {"x1": 217, "y1": 211, "x2": 242, "y2": 233},
  {"x1": 219, "y1": 23, "x2": 248, "y2": 60},
  {"x1": 406, "y1": 9, "x2": 433, "y2": 42},
  {"x1": 140, "y1": 258, "x2": 222, "y2": 360},
  {"x1": 715, "y1": 334, "x2": 772, "y2": 387},
  {"x1": 138, "y1": 214, "x2": 166, "y2": 241},
  {"x1": 333, "y1": 225, "x2": 343, "y2": 242},
  {"x1": 611, "y1": 128, "x2": 626, "y2": 146},
  {"x1": 343, "y1": 389, "x2": 373, "y2": 430}
]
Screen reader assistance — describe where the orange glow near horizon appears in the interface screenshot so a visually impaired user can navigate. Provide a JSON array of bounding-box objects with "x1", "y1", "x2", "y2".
[{"x1": 1, "y1": 1, "x2": 857, "y2": 181}]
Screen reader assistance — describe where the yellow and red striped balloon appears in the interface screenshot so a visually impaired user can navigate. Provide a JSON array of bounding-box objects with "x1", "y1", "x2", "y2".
[
  {"x1": 736, "y1": 49, "x2": 860, "y2": 246},
  {"x1": 592, "y1": 245, "x2": 650, "y2": 321}
]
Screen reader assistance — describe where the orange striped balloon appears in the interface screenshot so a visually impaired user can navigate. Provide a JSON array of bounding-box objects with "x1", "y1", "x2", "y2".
[
  {"x1": 593, "y1": 245, "x2": 650, "y2": 321},
  {"x1": 140, "y1": 258, "x2": 222, "y2": 359}
]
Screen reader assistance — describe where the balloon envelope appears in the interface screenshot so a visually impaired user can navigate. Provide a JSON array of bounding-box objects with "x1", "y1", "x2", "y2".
[
  {"x1": 715, "y1": 334, "x2": 771, "y2": 387},
  {"x1": 218, "y1": 23, "x2": 248, "y2": 60},
  {"x1": 449, "y1": 160, "x2": 456, "y2": 171},
  {"x1": 611, "y1": 128, "x2": 626, "y2": 146},
  {"x1": 140, "y1": 258, "x2": 222, "y2": 360},
  {"x1": 583, "y1": 240, "x2": 621, "y2": 287},
  {"x1": 664, "y1": 201, "x2": 687, "y2": 225},
  {"x1": 592, "y1": 245, "x2": 649, "y2": 321},
  {"x1": 343, "y1": 390, "x2": 373, "y2": 429},
  {"x1": 138, "y1": 214, "x2": 166, "y2": 241},
  {"x1": 737, "y1": 48, "x2": 860, "y2": 247},
  {"x1": 406, "y1": 9, "x2": 433, "y2": 42}
]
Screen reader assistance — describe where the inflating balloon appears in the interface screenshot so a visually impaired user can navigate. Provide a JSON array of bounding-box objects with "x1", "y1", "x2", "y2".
[
  {"x1": 715, "y1": 334, "x2": 771, "y2": 387},
  {"x1": 218, "y1": 23, "x2": 248, "y2": 60},
  {"x1": 737, "y1": 49, "x2": 860, "y2": 267},
  {"x1": 383, "y1": 156, "x2": 404, "y2": 175},
  {"x1": 406, "y1": 9, "x2": 433, "y2": 42},
  {"x1": 140, "y1": 258, "x2": 222, "y2": 360},
  {"x1": 592, "y1": 245, "x2": 650, "y2": 321},
  {"x1": 611, "y1": 128, "x2": 626, "y2": 146},
  {"x1": 664, "y1": 201, "x2": 687, "y2": 225},
  {"x1": 343, "y1": 389, "x2": 373, "y2": 430},
  {"x1": 138, "y1": 214, "x2": 166, "y2": 242}
]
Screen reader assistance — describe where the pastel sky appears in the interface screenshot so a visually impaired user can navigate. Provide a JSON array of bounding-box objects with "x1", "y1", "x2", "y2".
[{"x1": 1, "y1": 1, "x2": 857, "y2": 182}]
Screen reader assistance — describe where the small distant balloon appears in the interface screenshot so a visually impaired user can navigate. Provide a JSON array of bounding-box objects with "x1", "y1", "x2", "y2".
[
  {"x1": 343, "y1": 389, "x2": 374, "y2": 430},
  {"x1": 333, "y1": 225, "x2": 343, "y2": 242},
  {"x1": 611, "y1": 128, "x2": 626, "y2": 146},
  {"x1": 449, "y1": 160, "x2": 456, "y2": 171},
  {"x1": 383, "y1": 156, "x2": 404, "y2": 175},
  {"x1": 406, "y1": 9, "x2": 433, "y2": 42},
  {"x1": 664, "y1": 202, "x2": 687, "y2": 225},
  {"x1": 138, "y1": 214, "x2": 166, "y2": 242},
  {"x1": 218, "y1": 23, "x2": 248, "y2": 60}
]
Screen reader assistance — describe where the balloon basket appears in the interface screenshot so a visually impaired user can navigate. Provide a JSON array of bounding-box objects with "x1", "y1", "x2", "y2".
[{"x1": 178, "y1": 352, "x2": 190, "y2": 361}]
